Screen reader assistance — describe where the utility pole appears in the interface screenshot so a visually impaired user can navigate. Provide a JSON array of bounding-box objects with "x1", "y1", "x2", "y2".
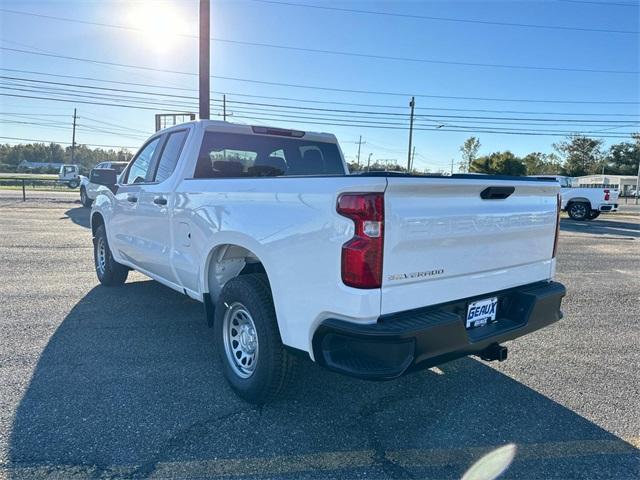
[
  {"x1": 367, "y1": 153, "x2": 373, "y2": 172},
  {"x1": 410, "y1": 146, "x2": 416, "y2": 172},
  {"x1": 451, "y1": 159, "x2": 454, "y2": 175},
  {"x1": 356, "y1": 135, "x2": 365, "y2": 167},
  {"x1": 199, "y1": 0, "x2": 210, "y2": 120},
  {"x1": 223, "y1": 94, "x2": 226, "y2": 121},
  {"x1": 635, "y1": 157, "x2": 639, "y2": 205},
  {"x1": 71, "y1": 108, "x2": 77, "y2": 164},
  {"x1": 407, "y1": 96, "x2": 415, "y2": 171}
]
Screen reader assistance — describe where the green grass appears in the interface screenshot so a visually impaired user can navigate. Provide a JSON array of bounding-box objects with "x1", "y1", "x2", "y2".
[
  {"x1": 0, "y1": 173, "x2": 59, "y2": 180},
  {"x1": 0, "y1": 173, "x2": 79, "y2": 191},
  {"x1": 0, "y1": 184, "x2": 77, "y2": 192}
]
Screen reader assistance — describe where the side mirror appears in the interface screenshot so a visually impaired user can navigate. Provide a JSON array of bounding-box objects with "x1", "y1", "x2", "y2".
[{"x1": 90, "y1": 168, "x2": 117, "y2": 187}]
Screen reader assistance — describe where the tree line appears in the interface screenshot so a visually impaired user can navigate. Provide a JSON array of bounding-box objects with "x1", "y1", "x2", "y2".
[
  {"x1": 0, "y1": 143, "x2": 133, "y2": 175},
  {"x1": 461, "y1": 133, "x2": 640, "y2": 177}
]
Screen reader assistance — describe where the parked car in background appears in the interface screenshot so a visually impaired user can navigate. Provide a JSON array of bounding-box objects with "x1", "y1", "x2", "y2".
[
  {"x1": 79, "y1": 161, "x2": 128, "y2": 207},
  {"x1": 535, "y1": 175, "x2": 619, "y2": 220},
  {"x1": 89, "y1": 120, "x2": 565, "y2": 404}
]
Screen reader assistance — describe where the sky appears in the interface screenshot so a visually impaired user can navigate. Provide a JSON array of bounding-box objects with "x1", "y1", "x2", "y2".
[{"x1": 0, "y1": 0, "x2": 639, "y2": 173}]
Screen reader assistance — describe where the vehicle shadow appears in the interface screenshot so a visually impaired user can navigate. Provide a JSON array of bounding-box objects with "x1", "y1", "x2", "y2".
[
  {"x1": 8, "y1": 281, "x2": 639, "y2": 479},
  {"x1": 62, "y1": 206, "x2": 91, "y2": 229},
  {"x1": 560, "y1": 217, "x2": 639, "y2": 239}
]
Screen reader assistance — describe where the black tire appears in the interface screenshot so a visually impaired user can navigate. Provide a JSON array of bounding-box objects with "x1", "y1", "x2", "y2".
[
  {"x1": 214, "y1": 273, "x2": 296, "y2": 404},
  {"x1": 567, "y1": 202, "x2": 590, "y2": 221},
  {"x1": 80, "y1": 187, "x2": 93, "y2": 207},
  {"x1": 587, "y1": 210, "x2": 600, "y2": 220},
  {"x1": 93, "y1": 224, "x2": 128, "y2": 286},
  {"x1": 68, "y1": 179, "x2": 79, "y2": 189}
]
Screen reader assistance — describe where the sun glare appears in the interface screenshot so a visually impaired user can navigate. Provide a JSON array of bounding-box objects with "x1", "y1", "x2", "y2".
[{"x1": 126, "y1": 1, "x2": 190, "y2": 54}]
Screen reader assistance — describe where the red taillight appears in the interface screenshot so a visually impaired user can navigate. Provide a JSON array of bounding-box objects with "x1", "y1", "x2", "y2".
[
  {"x1": 604, "y1": 189, "x2": 610, "y2": 201},
  {"x1": 337, "y1": 193, "x2": 384, "y2": 289},
  {"x1": 553, "y1": 193, "x2": 561, "y2": 258}
]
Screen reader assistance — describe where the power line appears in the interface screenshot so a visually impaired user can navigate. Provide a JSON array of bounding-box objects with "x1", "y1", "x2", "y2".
[
  {"x1": 228, "y1": 113, "x2": 634, "y2": 138},
  {"x1": 1, "y1": 8, "x2": 637, "y2": 73},
  {"x1": 0, "y1": 118, "x2": 149, "y2": 141},
  {"x1": 2, "y1": 88, "x2": 637, "y2": 139},
  {"x1": 249, "y1": 0, "x2": 640, "y2": 34},
  {"x1": 3, "y1": 66, "x2": 639, "y2": 116},
  {"x1": 3, "y1": 88, "x2": 634, "y2": 139},
  {"x1": 2, "y1": 46, "x2": 638, "y2": 105},
  {"x1": 0, "y1": 112, "x2": 70, "y2": 117},
  {"x1": 5, "y1": 79, "x2": 637, "y2": 132},
  {"x1": 0, "y1": 83, "x2": 197, "y2": 111},
  {"x1": 3, "y1": 75, "x2": 639, "y2": 135},
  {"x1": 0, "y1": 92, "x2": 194, "y2": 113},
  {"x1": 0, "y1": 75, "x2": 198, "y2": 101}
]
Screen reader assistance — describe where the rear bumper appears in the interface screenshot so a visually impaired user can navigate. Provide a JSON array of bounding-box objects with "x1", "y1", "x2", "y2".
[
  {"x1": 312, "y1": 281, "x2": 566, "y2": 380},
  {"x1": 598, "y1": 204, "x2": 618, "y2": 212}
]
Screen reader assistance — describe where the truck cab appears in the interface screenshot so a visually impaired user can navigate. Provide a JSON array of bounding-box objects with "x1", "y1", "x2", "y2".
[{"x1": 58, "y1": 164, "x2": 80, "y2": 189}]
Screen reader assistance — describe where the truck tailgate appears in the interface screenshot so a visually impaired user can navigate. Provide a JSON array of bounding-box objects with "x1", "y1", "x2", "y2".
[{"x1": 382, "y1": 177, "x2": 559, "y2": 315}]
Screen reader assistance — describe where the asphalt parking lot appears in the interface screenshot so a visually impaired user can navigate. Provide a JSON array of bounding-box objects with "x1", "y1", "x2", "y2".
[{"x1": 0, "y1": 192, "x2": 638, "y2": 479}]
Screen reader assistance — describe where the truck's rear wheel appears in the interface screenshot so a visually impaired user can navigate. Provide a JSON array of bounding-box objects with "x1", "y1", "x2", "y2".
[
  {"x1": 94, "y1": 224, "x2": 128, "y2": 286},
  {"x1": 567, "y1": 202, "x2": 589, "y2": 221},
  {"x1": 68, "y1": 179, "x2": 79, "y2": 189},
  {"x1": 587, "y1": 210, "x2": 600, "y2": 220},
  {"x1": 80, "y1": 187, "x2": 92, "y2": 207},
  {"x1": 214, "y1": 274, "x2": 296, "y2": 404}
]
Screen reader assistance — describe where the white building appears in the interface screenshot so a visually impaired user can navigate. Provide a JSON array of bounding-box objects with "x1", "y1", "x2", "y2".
[{"x1": 574, "y1": 175, "x2": 639, "y2": 196}]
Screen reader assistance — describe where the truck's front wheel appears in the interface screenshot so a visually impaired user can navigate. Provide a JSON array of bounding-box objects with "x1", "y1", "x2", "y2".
[
  {"x1": 80, "y1": 187, "x2": 92, "y2": 207},
  {"x1": 94, "y1": 224, "x2": 128, "y2": 286},
  {"x1": 214, "y1": 274, "x2": 296, "y2": 404}
]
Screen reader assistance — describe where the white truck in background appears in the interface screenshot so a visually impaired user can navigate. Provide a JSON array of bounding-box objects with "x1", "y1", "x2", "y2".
[
  {"x1": 57, "y1": 164, "x2": 80, "y2": 189},
  {"x1": 537, "y1": 175, "x2": 619, "y2": 220},
  {"x1": 89, "y1": 120, "x2": 566, "y2": 404}
]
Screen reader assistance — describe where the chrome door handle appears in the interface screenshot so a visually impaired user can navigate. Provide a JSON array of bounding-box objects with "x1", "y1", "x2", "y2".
[{"x1": 153, "y1": 196, "x2": 167, "y2": 205}]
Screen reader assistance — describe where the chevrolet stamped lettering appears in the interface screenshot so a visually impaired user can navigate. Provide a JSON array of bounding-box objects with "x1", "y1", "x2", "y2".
[{"x1": 387, "y1": 269, "x2": 445, "y2": 281}]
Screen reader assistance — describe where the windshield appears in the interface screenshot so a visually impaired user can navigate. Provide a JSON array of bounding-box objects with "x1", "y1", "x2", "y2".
[
  {"x1": 194, "y1": 132, "x2": 345, "y2": 178},
  {"x1": 558, "y1": 177, "x2": 572, "y2": 188}
]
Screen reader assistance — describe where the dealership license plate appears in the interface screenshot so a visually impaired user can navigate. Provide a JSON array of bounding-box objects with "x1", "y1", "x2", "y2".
[{"x1": 466, "y1": 297, "x2": 498, "y2": 329}]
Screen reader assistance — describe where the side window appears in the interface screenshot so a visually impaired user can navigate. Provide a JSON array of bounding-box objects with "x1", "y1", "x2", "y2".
[
  {"x1": 154, "y1": 130, "x2": 188, "y2": 183},
  {"x1": 95, "y1": 163, "x2": 105, "y2": 169},
  {"x1": 124, "y1": 137, "x2": 161, "y2": 184}
]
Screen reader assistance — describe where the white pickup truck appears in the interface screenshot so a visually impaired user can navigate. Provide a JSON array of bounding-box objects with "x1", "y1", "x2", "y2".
[
  {"x1": 90, "y1": 120, "x2": 566, "y2": 404},
  {"x1": 536, "y1": 175, "x2": 619, "y2": 220},
  {"x1": 79, "y1": 161, "x2": 128, "y2": 207}
]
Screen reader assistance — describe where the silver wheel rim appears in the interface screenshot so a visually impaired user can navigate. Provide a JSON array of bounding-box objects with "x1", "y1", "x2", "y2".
[
  {"x1": 222, "y1": 302, "x2": 259, "y2": 378},
  {"x1": 96, "y1": 237, "x2": 107, "y2": 276},
  {"x1": 571, "y1": 204, "x2": 586, "y2": 218}
]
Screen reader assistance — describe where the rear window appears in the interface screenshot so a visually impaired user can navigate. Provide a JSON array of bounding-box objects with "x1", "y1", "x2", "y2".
[{"x1": 194, "y1": 132, "x2": 345, "y2": 178}]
